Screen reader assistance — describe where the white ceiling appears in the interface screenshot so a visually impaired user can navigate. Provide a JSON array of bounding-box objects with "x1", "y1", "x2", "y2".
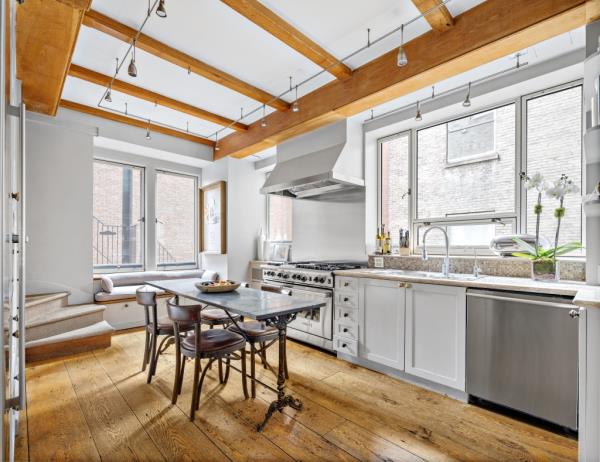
[{"x1": 65, "y1": 0, "x2": 487, "y2": 140}]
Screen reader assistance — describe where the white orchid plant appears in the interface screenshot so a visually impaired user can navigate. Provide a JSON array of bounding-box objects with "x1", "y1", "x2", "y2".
[{"x1": 513, "y1": 172, "x2": 582, "y2": 263}]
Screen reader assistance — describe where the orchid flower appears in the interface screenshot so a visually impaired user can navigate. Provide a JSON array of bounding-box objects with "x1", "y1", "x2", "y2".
[{"x1": 521, "y1": 172, "x2": 547, "y2": 193}]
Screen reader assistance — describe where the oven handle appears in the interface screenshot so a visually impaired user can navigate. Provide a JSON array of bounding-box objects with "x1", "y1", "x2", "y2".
[{"x1": 288, "y1": 288, "x2": 332, "y2": 299}]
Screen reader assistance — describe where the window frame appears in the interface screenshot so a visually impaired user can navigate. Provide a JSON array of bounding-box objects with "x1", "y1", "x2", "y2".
[
  {"x1": 376, "y1": 79, "x2": 584, "y2": 257},
  {"x1": 93, "y1": 158, "x2": 146, "y2": 273},
  {"x1": 445, "y1": 110, "x2": 498, "y2": 165},
  {"x1": 155, "y1": 169, "x2": 199, "y2": 270}
]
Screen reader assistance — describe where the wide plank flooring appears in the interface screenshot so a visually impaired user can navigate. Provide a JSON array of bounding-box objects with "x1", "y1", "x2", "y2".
[{"x1": 16, "y1": 329, "x2": 577, "y2": 461}]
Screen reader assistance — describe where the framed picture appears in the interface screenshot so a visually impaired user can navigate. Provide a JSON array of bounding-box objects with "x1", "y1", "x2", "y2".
[{"x1": 200, "y1": 181, "x2": 226, "y2": 254}]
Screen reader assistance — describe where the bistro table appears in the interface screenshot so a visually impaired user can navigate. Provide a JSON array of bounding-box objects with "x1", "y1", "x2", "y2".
[{"x1": 146, "y1": 278, "x2": 326, "y2": 431}]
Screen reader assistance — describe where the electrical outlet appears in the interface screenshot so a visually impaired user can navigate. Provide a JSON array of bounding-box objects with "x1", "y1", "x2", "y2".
[{"x1": 374, "y1": 257, "x2": 384, "y2": 268}]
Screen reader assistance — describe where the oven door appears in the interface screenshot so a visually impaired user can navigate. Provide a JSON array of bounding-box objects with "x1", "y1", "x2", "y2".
[{"x1": 286, "y1": 285, "x2": 332, "y2": 340}]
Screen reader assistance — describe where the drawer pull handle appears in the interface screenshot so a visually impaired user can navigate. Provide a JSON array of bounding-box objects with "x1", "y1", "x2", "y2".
[
  {"x1": 569, "y1": 309, "x2": 580, "y2": 319},
  {"x1": 343, "y1": 328, "x2": 348, "y2": 333},
  {"x1": 342, "y1": 343, "x2": 347, "y2": 348},
  {"x1": 343, "y1": 282, "x2": 350, "y2": 287},
  {"x1": 343, "y1": 313, "x2": 349, "y2": 317},
  {"x1": 343, "y1": 297, "x2": 349, "y2": 302}
]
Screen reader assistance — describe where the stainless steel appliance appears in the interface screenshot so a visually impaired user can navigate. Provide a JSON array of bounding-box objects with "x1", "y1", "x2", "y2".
[
  {"x1": 260, "y1": 261, "x2": 366, "y2": 350},
  {"x1": 466, "y1": 289, "x2": 579, "y2": 430}
]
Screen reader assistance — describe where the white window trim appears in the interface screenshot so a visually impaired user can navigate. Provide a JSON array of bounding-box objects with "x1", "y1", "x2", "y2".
[
  {"x1": 377, "y1": 79, "x2": 584, "y2": 257},
  {"x1": 155, "y1": 169, "x2": 199, "y2": 270}
]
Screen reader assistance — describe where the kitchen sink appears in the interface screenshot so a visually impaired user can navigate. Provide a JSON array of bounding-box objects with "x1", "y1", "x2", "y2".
[{"x1": 370, "y1": 269, "x2": 484, "y2": 281}]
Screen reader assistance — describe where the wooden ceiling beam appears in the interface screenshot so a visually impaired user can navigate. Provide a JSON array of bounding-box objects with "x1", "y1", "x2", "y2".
[
  {"x1": 59, "y1": 100, "x2": 216, "y2": 146},
  {"x1": 82, "y1": 10, "x2": 290, "y2": 112},
  {"x1": 68, "y1": 64, "x2": 248, "y2": 131},
  {"x1": 215, "y1": 0, "x2": 587, "y2": 159},
  {"x1": 412, "y1": 0, "x2": 454, "y2": 32},
  {"x1": 221, "y1": 0, "x2": 352, "y2": 80},
  {"x1": 16, "y1": 0, "x2": 91, "y2": 115}
]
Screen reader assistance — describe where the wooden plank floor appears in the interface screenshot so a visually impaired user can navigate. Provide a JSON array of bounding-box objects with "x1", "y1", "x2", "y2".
[{"x1": 16, "y1": 329, "x2": 577, "y2": 462}]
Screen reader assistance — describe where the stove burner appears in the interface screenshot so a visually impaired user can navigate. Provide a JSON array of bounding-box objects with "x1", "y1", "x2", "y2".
[{"x1": 295, "y1": 263, "x2": 364, "y2": 271}]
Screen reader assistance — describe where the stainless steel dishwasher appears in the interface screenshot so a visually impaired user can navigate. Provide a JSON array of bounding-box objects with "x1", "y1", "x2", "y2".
[{"x1": 466, "y1": 289, "x2": 579, "y2": 430}]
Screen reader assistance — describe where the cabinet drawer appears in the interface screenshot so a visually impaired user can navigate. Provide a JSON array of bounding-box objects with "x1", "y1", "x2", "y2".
[
  {"x1": 335, "y1": 292, "x2": 358, "y2": 309},
  {"x1": 334, "y1": 337, "x2": 358, "y2": 357},
  {"x1": 336, "y1": 277, "x2": 358, "y2": 292},
  {"x1": 334, "y1": 321, "x2": 358, "y2": 340},
  {"x1": 335, "y1": 307, "x2": 359, "y2": 325}
]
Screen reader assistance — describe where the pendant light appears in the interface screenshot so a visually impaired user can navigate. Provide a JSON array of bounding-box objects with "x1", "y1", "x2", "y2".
[
  {"x1": 156, "y1": 0, "x2": 167, "y2": 18},
  {"x1": 214, "y1": 133, "x2": 220, "y2": 151},
  {"x1": 292, "y1": 85, "x2": 300, "y2": 113},
  {"x1": 261, "y1": 105, "x2": 267, "y2": 127},
  {"x1": 128, "y1": 40, "x2": 138, "y2": 78},
  {"x1": 145, "y1": 129, "x2": 151, "y2": 140},
  {"x1": 415, "y1": 100, "x2": 422, "y2": 121},
  {"x1": 397, "y1": 24, "x2": 408, "y2": 67},
  {"x1": 463, "y1": 82, "x2": 472, "y2": 107}
]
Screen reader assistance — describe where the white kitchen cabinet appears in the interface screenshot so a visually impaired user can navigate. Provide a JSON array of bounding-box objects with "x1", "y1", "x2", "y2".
[
  {"x1": 358, "y1": 278, "x2": 406, "y2": 370},
  {"x1": 405, "y1": 283, "x2": 466, "y2": 390}
]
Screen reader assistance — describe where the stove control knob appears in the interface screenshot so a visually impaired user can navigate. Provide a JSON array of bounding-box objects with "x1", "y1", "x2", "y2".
[
  {"x1": 292, "y1": 274, "x2": 297, "y2": 279},
  {"x1": 277, "y1": 273, "x2": 282, "y2": 277},
  {"x1": 301, "y1": 276, "x2": 307, "y2": 282},
  {"x1": 283, "y1": 274, "x2": 289, "y2": 279}
]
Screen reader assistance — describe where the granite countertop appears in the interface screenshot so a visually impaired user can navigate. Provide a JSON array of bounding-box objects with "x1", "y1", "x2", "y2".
[{"x1": 334, "y1": 268, "x2": 587, "y2": 297}]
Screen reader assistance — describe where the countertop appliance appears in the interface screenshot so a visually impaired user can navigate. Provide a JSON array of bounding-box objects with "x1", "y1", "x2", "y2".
[
  {"x1": 466, "y1": 289, "x2": 579, "y2": 430},
  {"x1": 259, "y1": 260, "x2": 366, "y2": 350}
]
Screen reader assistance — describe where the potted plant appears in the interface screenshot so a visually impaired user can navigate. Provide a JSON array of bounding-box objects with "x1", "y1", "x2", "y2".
[{"x1": 513, "y1": 173, "x2": 582, "y2": 281}]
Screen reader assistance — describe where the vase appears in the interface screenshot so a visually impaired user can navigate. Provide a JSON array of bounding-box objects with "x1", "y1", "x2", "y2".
[{"x1": 531, "y1": 259, "x2": 560, "y2": 282}]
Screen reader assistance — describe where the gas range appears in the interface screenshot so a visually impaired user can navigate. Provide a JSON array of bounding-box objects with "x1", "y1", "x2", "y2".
[{"x1": 262, "y1": 260, "x2": 366, "y2": 289}]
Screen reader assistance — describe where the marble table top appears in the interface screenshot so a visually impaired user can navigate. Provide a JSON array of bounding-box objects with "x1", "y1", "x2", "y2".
[{"x1": 146, "y1": 278, "x2": 325, "y2": 320}]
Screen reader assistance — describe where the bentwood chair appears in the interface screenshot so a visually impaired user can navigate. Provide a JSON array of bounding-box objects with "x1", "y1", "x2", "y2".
[
  {"x1": 167, "y1": 297, "x2": 249, "y2": 421},
  {"x1": 137, "y1": 286, "x2": 193, "y2": 384}
]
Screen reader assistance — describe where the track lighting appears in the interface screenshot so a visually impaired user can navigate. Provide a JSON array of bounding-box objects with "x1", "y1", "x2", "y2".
[
  {"x1": 463, "y1": 82, "x2": 472, "y2": 107},
  {"x1": 415, "y1": 100, "x2": 422, "y2": 121},
  {"x1": 128, "y1": 40, "x2": 138, "y2": 77},
  {"x1": 104, "y1": 87, "x2": 112, "y2": 103},
  {"x1": 215, "y1": 133, "x2": 220, "y2": 151},
  {"x1": 156, "y1": 0, "x2": 167, "y2": 18},
  {"x1": 146, "y1": 129, "x2": 151, "y2": 140},
  {"x1": 261, "y1": 105, "x2": 267, "y2": 127},
  {"x1": 397, "y1": 24, "x2": 408, "y2": 67},
  {"x1": 292, "y1": 85, "x2": 300, "y2": 113}
]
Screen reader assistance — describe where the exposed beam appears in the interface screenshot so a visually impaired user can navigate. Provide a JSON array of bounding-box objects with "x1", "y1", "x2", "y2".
[
  {"x1": 412, "y1": 0, "x2": 454, "y2": 32},
  {"x1": 16, "y1": 0, "x2": 92, "y2": 115},
  {"x1": 54, "y1": 0, "x2": 92, "y2": 10},
  {"x1": 59, "y1": 100, "x2": 215, "y2": 147},
  {"x1": 82, "y1": 10, "x2": 290, "y2": 112},
  {"x1": 221, "y1": 0, "x2": 352, "y2": 80},
  {"x1": 216, "y1": 0, "x2": 586, "y2": 159},
  {"x1": 68, "y1": 64, "x2": 248, "y2": 131}
]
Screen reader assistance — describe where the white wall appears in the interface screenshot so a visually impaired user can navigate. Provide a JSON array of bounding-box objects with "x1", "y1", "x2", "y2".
[{"x1": 26, "y1": 116, "x2": 96, "y2": 304}]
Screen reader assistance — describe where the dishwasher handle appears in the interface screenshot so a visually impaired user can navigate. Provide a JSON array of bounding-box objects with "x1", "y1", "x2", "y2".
[{"x1": 467, "y1": 292, "x2": 576, "y2": 310}]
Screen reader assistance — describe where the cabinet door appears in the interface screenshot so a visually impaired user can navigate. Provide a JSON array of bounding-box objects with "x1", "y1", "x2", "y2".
[
  {"x1": 405, "y1": 283, "x2": 466, "y2": 390},
  {"x1": 359, "y1": 278, "x2": 405, "y2": 370}
]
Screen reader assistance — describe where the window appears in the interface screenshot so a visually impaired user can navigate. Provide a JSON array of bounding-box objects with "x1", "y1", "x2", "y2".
[
  {"x1": 379, "y1": 132, "x2": 410, "y2": 248},
  {"x1": 156, "y1": 171, "x2": 197, "y2": 267},
  {"x1": 447, "y1": 111, "x2": 496, "y2": 163},
  {"x1": 416, "y1": 104, "x2": 516, "y2": 221},
  {"x1": 378, "y1": 81, "x2": 584, "y2": 256},
  {"x1": 268, "y1": 195, "x2": 293, "y2": 241},
  {"x1": 525, "y1": 85, "x2": 583, "y2": 254},
  {"x1": 93, "y1": 160, "x2": 144, "y2": 271}
]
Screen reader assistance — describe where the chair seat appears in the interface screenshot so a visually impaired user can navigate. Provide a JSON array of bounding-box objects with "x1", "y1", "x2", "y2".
[
  {"x1": 229, "y1": 321, "x2": 278, "y2": 340},
  {"x1": 201, "y1": 308, "x2": 240, "y2": 322},
  {"x1": 182, "y1": 329, "x2": 246, "y2": 354},
  {"x1": 152, "y1": 317, "x2": 193, "y2": 333}
]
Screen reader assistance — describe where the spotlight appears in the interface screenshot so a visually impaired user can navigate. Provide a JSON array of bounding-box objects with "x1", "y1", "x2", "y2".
[
  {"x1": 156, "y1": 0, "x2": 167, "y2": 18},
  {"x1": 146, "y1": 128, "x2": 151, "y2": 140},
  {"x1": 128, "y1": 41, "x2": 138, "y2": 77},
  {"x1": 463, "y1": 82, "x2": 472, "y2": 107},
  {"x1": 104, "y1": 87, "x2": 112, "y2": 103},
  {"x1": 415, "y1": 100, "x2": 422, "y2": 121},
  {"x1": 292, "y1": 85, "x2": 299, "y2": 112}
]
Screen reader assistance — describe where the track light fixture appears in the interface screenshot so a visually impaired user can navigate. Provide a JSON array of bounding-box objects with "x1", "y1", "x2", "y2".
[
  {"x1": 104, "y1": 86, "x2": 112, "y2": 103},
  {"x1": 397, "y1": 24, "x2": 408, "y2": 67},
  {"x1": 292, "y1": 85, "x2": 300, "y2": 113},
  {"x1": 156, "y1": 0, "x2": 167, "y2": 18},
  {"x1": 463, "y1": 82, "x2": 472, "y2": 107},
  {"x1": 261, "y1": 105, "x2": 267, "y2": 127},
  {"x1": 146, "y1": 129, "x2": 151, "y2": 140},
  {"x1": 415, "y1": 100, "x2": 422, "y2": 121},
  {"x1": 215, "y1": 133, "x2": 220, "y2": 151},
  {"x1": 128, "y1": 40, "x2": 138, "y2": 77}
]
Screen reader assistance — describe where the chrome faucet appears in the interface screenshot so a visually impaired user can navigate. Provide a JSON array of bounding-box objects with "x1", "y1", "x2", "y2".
[{"x1": 421, "y1": 226, "x2": 451, "y2": 277}]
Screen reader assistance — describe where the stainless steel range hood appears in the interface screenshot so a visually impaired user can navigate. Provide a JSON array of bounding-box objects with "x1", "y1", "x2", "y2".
[{"x1": 261, "y1": 119, "x2": 364, "y2": 199}]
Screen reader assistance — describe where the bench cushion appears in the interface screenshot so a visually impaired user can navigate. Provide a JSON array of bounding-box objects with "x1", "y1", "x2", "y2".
[{"x1": 95, "y1": 285, "x2": 166, "y2": 302}]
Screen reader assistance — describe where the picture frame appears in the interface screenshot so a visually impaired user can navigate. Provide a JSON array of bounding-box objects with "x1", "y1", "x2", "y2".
[{"x1": 200, "y1": 181, "x2": 227, "y2": 254}]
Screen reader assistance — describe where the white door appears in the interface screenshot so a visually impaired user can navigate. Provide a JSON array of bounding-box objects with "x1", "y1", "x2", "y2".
[
  {"x1": 405, "y1": 283, "x2": 466, "y2": 390},
  {"x1": 359, "y1": 278, "x2": 405, "y2": 370}
]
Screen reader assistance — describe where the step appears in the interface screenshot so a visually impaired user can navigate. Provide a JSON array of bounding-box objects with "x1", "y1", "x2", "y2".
[
  {"x1": 25, "y1": 320, "x2": 114, "y2": 363},
  {"x1": 25, "y1": 291, "x2": 69, "y2": 310},
  {"x1": 24, "y1": 304, "x2": 107, "y2": 342}
]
